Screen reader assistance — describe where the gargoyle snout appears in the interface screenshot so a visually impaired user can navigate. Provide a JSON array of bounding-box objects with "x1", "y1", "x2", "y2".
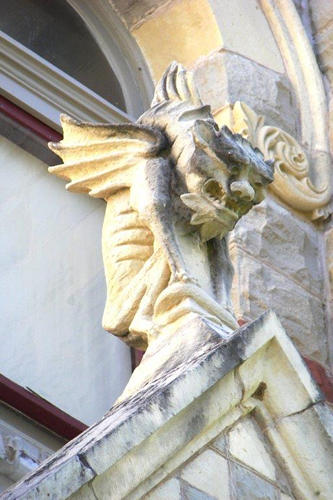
[{"x1": 230, "y1": 180, "x2": 255, "y2": 201}]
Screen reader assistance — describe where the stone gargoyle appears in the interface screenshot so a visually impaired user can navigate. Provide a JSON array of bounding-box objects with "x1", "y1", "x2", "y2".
[{"x1": 49, "y1": 62, "x2": 274, "y2": 350}]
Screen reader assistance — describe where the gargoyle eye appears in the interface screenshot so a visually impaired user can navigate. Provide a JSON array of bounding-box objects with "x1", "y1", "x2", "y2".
[
  {"x1": 230, "y1": 165, "x2": 240, "y2": 175},
  {"x1": 253, "y1": 181, "x2": 264, "y2": 188}
]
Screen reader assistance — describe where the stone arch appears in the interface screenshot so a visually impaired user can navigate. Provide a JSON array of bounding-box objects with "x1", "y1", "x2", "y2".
[{"x1": 67, "y1": 0, "x2": 155, "y2": 118}]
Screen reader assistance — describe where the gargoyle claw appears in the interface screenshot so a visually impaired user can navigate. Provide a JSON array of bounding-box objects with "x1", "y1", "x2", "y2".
[{"x1": 170, "y1": 271, "x2": 199, "y2": 285}]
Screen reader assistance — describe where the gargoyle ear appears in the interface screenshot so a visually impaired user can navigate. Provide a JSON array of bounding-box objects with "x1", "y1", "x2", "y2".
[{"x1": 192, "y1": 119, "x2": 217, "y2": 148}]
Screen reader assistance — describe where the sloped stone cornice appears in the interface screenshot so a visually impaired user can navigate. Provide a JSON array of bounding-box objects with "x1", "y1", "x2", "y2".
[{"x1": 3, "y1": 311, "x2": 333, "y2": 499}]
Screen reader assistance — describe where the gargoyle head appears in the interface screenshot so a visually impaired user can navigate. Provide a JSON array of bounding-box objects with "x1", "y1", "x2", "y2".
[{"x1": 181, "y1": 120, "x2": 274, "y2": 241}]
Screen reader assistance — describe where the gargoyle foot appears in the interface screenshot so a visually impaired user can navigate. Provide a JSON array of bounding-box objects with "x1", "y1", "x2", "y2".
[{"x1": 169, "y1": 270, "x2": 199, "y2": 286}]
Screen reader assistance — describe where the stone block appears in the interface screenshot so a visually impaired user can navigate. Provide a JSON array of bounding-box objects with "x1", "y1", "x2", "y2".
[
  {"x1": 230, "y1": 197, "x2": 323, "y2": 297},
  {"x1": 275, "y1": 403, "x2": 333, "y2": 499},
  {"x1": 309, "y1": 0, "x2": 333, "y2": 34},
  {"x1": 229, "y1": 462, "x2": 279, "y2": 500},
  {"x1": 146, "y1": 478, "x2": 181, "y2": 499},
  {"x1": 209, "y1": 0, "x2": 284, "y2": 73},
  {"x1": 229, "y1": 199, "x2": 327, "y2": 365},
  {"x1": 231, "y1": 252, "x2": 327, "y2": 365},
  {"x1": 180, "y1": 449, "x2": 230, "y2": 499},
  {"x1": 220, "y1": 415, "x2": 294, "y2": 496},
  {"x1": 310, "y1": 0, "x2": 333, "y2": 83},
  {"x1": 110, "y1": 0, "x2": 171, "y2": 30},
  {"x1": 182, "y1": 482, "x2": 216, "y2": 499},
  {"x1": 211, "y1": 433, "x2": 227, "y2": 454},
  {"x1": 70, "y1": 483, "x2": 97, "y2": 500},
  {"x1": 132, "y1": 0, "x2": 222, "y2": 81},
  {"x1": 193, "y1": 51, "x2": 297, "y2": 135},
  {"x1": 228, "y1": 416, "x2": 277, "y2": 481}
]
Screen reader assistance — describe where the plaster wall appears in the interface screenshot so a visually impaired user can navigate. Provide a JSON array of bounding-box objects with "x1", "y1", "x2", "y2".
[{"x1": 0, "y1": 136, "x2": 132, "y2": 425}]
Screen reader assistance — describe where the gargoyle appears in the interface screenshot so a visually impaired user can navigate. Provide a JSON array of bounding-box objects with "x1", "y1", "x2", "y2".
[{"x1": 49, "y1": 62, "x2": 274, "y2": 349}]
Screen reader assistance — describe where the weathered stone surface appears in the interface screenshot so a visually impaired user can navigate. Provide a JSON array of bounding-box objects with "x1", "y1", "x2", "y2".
[
  {"x1": 280, "y1": 494, "x2": 294, "y2": 500},
  {"x1": 325, "y1": 226, "x2": 333, "y2": 369},
  {"x1": 229, "y1": 462, "x2": 279, "y2": 500},
  {"x1": 180, "y1": 449, "x2": 230, "y2": 499},
  {"x1": 232, "y1": 254, "x2": 327, "y2": 364},
  {"x1": 3, "y1": 312, "x2": 330, "y2": 500},
  {"x1": 310, "y1": 0, "x2": 333, "y2": 79},
  {"x1": 228, "y1": 416, "x2": 277, "y2": 481},
  {"x1": 182, "y1": 482, "x2": 216, "y2": 499},
  {"x1": 275, "y1": 402, "x2": 333, "y2": 498},
  {"x1": 212, "y1": 432, "x2": 227, "y2": 454},
  {"x1": 231, "y1": 197, "x2": 323, "y2": 297},
  {"x1": 1, "y1": 454, "x2": 95, "y2": 500},
  {"x1": 223, "y1": 414, "x2": 293, "y2": 496},
  {"x1": 146, "y1": 477, "x2": 181, "y2": 499},
  {"x1": 309, "y1": 0, "x2": 333, "y2": 33},
  {"x1": 193, "y1": 51, "x2": 297, "y2": 135},
  {"x1": 229, "y1": 198, "x2": 327, "y2": 365},
  {"x1": 109, "y1": 0, "x2": 172, "y2": 30},
  {"x1": 209, "y1": 0, "x2": 284, "y2": 73},
  {"x1": 70, "y1": 483, "x2": 97, "y2": 500}
]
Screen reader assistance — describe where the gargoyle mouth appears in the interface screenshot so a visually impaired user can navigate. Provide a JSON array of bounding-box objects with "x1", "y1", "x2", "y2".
[
  {"x1": 201, "y1": 178, "x2": 239, "y2": 238},
  {"x1": 202, "y1": 178, "x2": 250, "y2": 219},
  {"x1": 202, "y1": 179, "x2": 226, "y2": 207},
  {"x1": 181, "y1": 179, "x2": 239, "y2": 241}
]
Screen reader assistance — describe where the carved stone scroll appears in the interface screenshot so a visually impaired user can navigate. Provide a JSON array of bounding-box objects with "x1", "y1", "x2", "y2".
[{"x1": 215, "y1": 101, "x2": 331, "y2": 220}]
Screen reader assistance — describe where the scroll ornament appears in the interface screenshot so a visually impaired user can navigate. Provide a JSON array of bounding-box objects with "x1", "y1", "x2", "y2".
[{"x1": 215, "y1": 102, "x2": 331, "y2": 220}]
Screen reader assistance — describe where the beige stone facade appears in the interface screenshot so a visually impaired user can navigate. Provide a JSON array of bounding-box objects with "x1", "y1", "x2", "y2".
[
  {"x1": 1, "y1": 0, "x2": 333, "y2": 497},
  {"x1": 108, "y1": 0, "x2": 333, "y2": 370},
  {"x1": 116, "y1": 0, "x2": 330, "y2": 372}
]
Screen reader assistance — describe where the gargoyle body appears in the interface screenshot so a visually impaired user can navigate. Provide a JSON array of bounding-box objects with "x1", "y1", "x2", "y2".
[{"x1": 49, "y1": 63, "x2": 274, "y2": 349}]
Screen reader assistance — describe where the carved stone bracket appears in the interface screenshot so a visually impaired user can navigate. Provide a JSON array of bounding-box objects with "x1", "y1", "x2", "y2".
[{"x1": 215, "y1": 101, "x2": 332, "y2": 220}]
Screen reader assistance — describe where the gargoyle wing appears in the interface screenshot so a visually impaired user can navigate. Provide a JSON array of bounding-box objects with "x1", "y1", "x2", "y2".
[{"x1": 48, "y1": 114, "x2": 166, "y2": 200}]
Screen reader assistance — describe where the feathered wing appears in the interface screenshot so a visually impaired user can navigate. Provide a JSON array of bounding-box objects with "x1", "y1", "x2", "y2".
[
  {"x1": 48, "y1": 114, "x2": 166, "y2": 200},
  {"x1": 48, "y1": 114, "x2": 170, "y2": 349},
  {"x1": 49, "y1": 63, "x2": 198, "y2": 195}
]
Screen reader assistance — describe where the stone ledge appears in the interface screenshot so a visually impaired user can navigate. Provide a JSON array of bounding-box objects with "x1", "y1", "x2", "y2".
[{"x1": 3, "y1": 311, "x2": 331, "y2": 499}]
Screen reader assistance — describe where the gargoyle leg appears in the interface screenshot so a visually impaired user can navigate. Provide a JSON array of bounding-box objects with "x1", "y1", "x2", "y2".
[{"x1": 131, "y1": 158, "x2": 192, "y2": 283}]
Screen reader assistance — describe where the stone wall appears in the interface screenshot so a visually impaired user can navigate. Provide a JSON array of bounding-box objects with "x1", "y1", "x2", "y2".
[
  {"x1": 147, "y1": 414, "x2": 294, "y2": 500},
  {"x1": 230, "y1": 196, "x2": 327, "y2": 366},
  {"x1": 190, "y1": 2, "x2": 331, "y2": 373},
  {"x1": 109, "y1": 0, "x2": 333, "y2": 377}
]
